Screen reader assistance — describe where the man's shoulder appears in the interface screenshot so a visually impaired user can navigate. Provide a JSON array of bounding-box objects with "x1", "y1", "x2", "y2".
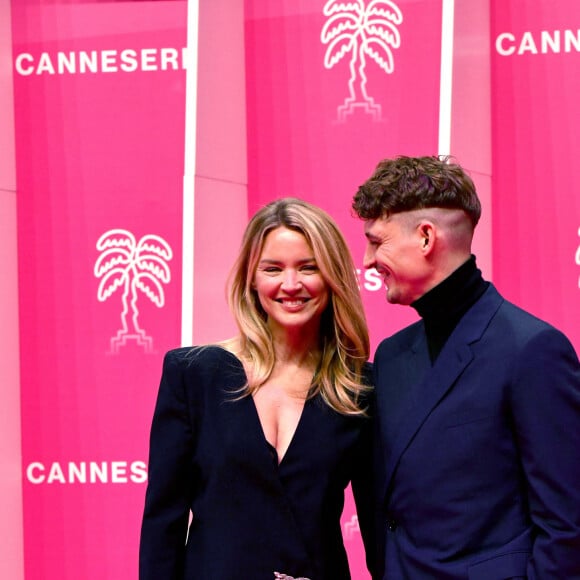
[
  {"x1": 375, "y1": 320, "x2": 424, "y2": 355},
  {"x1": 474, "y1": 286, "x2": 576, "y2": 355},
  {"x1": 493, "y1": 291, "x2": 564, "y2": 335}
]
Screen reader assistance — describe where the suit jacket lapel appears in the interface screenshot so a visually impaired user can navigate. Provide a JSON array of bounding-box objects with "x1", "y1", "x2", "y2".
[
  {"x1": 381, "y1": 338, "x2": 473, "y2": 497},
  {"x1": 381, "y1": 285, "x2": 504, "y2": 498}
]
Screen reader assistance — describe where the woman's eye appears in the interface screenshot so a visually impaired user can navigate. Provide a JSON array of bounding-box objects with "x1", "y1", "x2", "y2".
[{"x1": 301, "y1": 265, "x2": 318, "y2": 273}]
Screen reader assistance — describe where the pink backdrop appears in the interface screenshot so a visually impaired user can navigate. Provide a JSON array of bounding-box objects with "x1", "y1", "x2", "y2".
[
  {"x1": 491, "y1": 0, "x2": 580, "y2": 352},
  {"x1": 13, "y1": 2, "x2": 186, "y2": 578},
  {"x1": 7, "y1": 0, "x2": 580, "y2": 578},
  {"x1": 0, "y1": 0, "x2": 23, "y2": 578}
]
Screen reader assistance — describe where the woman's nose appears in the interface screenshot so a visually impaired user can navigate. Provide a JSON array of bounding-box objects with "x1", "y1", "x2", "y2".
[{"x1": 280, "y1": 270, "x2": 301, "y2": 292}]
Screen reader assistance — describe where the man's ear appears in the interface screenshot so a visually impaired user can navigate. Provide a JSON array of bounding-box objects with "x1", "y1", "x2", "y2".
[{"x1": 418, "y1": 221, "x2": 435, "y2": 254}]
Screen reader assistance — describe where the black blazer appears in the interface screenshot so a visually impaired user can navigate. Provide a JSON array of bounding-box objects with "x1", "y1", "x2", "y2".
[
  {"x1": 139, "y1": 346, "x2": 375, "y2": 579},
  {"x1": 372, "y1": 284, "x2": 580, "y2": 579}
]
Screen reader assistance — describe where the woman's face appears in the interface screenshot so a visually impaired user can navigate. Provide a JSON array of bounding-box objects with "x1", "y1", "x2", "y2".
[{"x1": 253, "y1": 226, "x2": 329, "y2": 335}]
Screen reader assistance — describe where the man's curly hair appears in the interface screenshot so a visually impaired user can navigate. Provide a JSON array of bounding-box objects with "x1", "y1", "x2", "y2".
[{"x1": 352, "y1": 155, "x2": 481, "y2": 227}]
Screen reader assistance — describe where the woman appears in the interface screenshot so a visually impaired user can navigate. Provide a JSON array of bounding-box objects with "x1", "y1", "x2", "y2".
[{"x1": 139, "y1": 198, "x2": 375, "y2": 579}]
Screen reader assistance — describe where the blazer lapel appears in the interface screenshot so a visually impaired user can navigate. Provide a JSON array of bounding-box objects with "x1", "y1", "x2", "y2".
[
  {"x1": 381, "y1": 339, "x2": 473, "y2": 498},
  {"x1": 381, "y1": 285, "x2": 504, "y2": 499}
]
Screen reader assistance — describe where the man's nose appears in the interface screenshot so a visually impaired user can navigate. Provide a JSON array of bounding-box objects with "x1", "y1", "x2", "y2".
[{"x1": 363, "y1": 244, "x2": 376, "y2": 270}]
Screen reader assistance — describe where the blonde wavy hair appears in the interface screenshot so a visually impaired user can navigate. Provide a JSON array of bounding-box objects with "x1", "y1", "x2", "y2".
[{"x1": 224, "y1": 197, "x2": 371, "y2": 415}]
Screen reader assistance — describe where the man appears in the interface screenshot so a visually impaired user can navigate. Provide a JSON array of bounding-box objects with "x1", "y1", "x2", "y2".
[{"x1": 353, "y1": 156, "x2": 580, "y2": 579}]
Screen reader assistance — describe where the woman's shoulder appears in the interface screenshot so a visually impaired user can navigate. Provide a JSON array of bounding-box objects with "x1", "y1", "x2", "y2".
[
  {"x1": 157, "y1": 346, "x2": 247, "y2": 403},
  {"x1": 354, "y1": 362, "x2": 375, "y2": 414},
  {"x1": 164, "y1": 344, "x2": 241, "y2": 370},
  {"x1": 362, "y1": 361, "x2": 374, "y2": 384}
]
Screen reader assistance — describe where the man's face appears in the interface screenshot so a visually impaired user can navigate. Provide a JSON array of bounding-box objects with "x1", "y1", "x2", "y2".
[{"x1": 363, "y1": 214, "x2": 430, "y2": 305}]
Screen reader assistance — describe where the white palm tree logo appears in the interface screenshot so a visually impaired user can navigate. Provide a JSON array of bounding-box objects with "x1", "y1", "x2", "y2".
[
  {"x1": 94, "y1": 229, "x2": 173, "y2": 354},
  {"x1": 321, "y1": 0, "x2": 403, "y2": 122}
]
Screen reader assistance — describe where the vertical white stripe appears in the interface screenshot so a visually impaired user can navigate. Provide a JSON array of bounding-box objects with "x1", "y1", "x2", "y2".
[
  {"x1": 181, "y1": 0, "x2": 200, "y2": 346},
  {"x1": 438, "y1": 0, "x2": 455, "y2": 157}
]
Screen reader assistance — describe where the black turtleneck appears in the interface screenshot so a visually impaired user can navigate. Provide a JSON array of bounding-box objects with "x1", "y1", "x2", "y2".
[{"x1": 411, "y1": 255, "x2": 489, "y2": 363}]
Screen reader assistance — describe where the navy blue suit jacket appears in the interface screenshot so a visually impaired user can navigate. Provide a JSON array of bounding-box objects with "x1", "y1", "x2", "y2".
[
  {"x1": 372, "y1": 284, "x2": 580, "y2": 579},
  {"x1": 139, "y1": 346, "x2": 375, "y2": 579}
]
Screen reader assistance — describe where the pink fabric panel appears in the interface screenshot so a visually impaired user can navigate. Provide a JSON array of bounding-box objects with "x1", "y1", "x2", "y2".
[
  {"x1": 451, "y1": 0, "x2": 492, "y2": 281},
  {"x1": 491, "y1": 0, "x2": 580, "y2": 352},
  {"x1": 0, "y1": 0, "x2": 24, "y2": 576},
  {"x1": 244, "y1": 1, "x2": 444, "y2": 575},
  {"x1": 193, "y1": 0, "x2": 248, "y2": 345},
  {"x1": 13, "y1": 2, "x2": 186, "y2": 578}
]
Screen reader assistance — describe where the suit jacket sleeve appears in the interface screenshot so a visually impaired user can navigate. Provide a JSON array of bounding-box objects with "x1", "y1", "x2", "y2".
[
  {"x1": 351, "y1": 366, "x2": 378, "y2": 578},
  {"x1": 511, "y1": 327, "x2": 580, "y2": 577},
  {"x1": 139, "y1": 350, "x2": 196, "y2": 580}
]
